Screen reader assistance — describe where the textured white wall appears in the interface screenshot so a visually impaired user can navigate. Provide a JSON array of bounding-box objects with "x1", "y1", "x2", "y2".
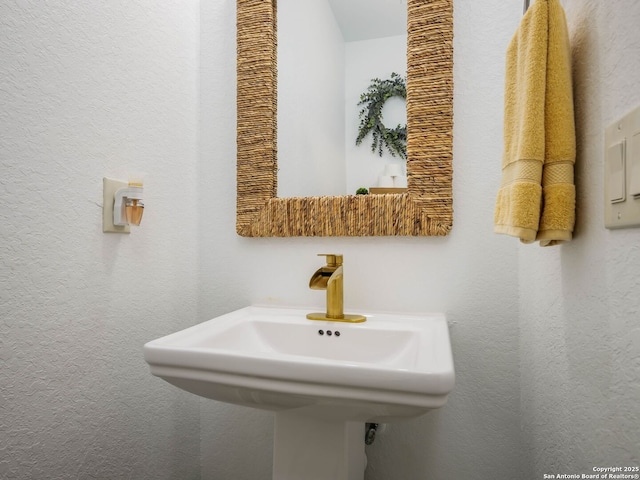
[
  {"x1": 199, "y1": 0, "x2": 523, "y2": 478},
  {"x1": 0, "y1": 1, "x2": 201, "y2": 478},
  {"x1": 519, "y1": 0, "x2": 640, "y2": 475}
]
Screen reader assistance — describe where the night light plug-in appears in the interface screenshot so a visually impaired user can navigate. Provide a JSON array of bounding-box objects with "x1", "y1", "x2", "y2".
[
  {"x1": 114, "y1": 181, "x2": 144, "y2": 227},
  {"x1": 103, "y1": 177, "x2": 145, "y2": 233}
]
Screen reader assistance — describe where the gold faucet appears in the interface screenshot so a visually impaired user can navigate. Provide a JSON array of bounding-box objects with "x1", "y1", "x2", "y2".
[{"x1": 306, "y1": 254, "x2": 366, "y2": 323}]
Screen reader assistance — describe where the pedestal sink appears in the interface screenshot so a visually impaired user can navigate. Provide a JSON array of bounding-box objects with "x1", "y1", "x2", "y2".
[{"x1": 143, "y1": 306, "x2": 455, "y2": 480}]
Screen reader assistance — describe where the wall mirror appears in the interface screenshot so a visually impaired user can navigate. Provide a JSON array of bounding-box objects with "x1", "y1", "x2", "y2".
[{"x1": 236, "y1": 0, "x2": 453, "y2": 237}]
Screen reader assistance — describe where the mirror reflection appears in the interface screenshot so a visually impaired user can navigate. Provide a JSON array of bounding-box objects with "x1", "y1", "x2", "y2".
[{"x1": 277, "y1": 0, "x2": 407, "y2": 198}]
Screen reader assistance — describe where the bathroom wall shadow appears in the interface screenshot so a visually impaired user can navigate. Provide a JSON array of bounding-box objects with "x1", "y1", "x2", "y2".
[{"x1": 561, "y1": 0, "x2": 612, "y2": 393}]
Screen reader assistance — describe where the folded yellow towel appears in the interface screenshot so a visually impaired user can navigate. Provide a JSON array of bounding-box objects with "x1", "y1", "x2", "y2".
[{"x1": 494, "y1": 0, "x2": 576, "y2": 246}]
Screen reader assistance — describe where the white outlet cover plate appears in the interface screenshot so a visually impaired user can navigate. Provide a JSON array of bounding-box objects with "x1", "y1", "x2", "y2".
[{"x1": 103, "y1": 178, "x2": 130, "y2": 233}]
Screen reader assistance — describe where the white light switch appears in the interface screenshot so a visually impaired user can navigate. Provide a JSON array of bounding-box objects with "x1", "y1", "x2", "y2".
[
  {"x1": 607, "y1": 141, "x2": 625, "y2": 203},
  {"x1": 604, "y1": 105, "x2": 640, "y2": 229},
  {"x1": 629, "y1": 132, "x2": 640, "y2": 198}
]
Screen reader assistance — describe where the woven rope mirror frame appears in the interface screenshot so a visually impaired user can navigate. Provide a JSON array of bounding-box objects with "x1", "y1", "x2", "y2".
[{"x1": 236, "y1": 0, "x2": 453, "y2": 237}]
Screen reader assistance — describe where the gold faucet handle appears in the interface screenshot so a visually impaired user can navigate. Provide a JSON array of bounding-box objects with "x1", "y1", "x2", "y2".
[{"x1": 318, "y1": 253, "x2": 343, "y2": 267}]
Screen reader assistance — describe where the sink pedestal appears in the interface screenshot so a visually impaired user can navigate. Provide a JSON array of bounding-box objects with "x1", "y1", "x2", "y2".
[{"x1": 273, "y1": 412, "x2": 365, "y2": 480}]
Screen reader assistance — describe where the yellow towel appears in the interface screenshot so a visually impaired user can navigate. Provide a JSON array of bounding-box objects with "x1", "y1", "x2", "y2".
[{"x1": 494, "y1": 0, "x2": 576, "y2": 246}]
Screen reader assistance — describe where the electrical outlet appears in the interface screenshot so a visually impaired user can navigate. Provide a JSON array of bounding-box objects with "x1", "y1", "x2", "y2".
[{"x1": 103, "y1": 178, "x2": 130, "y2": 233}]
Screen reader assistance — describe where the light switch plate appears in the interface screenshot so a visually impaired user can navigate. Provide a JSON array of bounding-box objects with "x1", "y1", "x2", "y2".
[
  {"x1": 607, "y1": 141, "x2": 625, "y2": 203},
  {"x1": 604, "y1": 106, "x2": 640, "y2": 229},
  {"x1": 103, "y1": 178, "x2": 130, "y2": 233},
  {"x1": 630, "y1": 132, "x2": 640, "y2": 197}
]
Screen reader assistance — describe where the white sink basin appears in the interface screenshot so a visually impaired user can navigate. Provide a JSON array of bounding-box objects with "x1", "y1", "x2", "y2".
[{"x1": 144, "y1": 305, "x2": 455, "y2": 422}]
